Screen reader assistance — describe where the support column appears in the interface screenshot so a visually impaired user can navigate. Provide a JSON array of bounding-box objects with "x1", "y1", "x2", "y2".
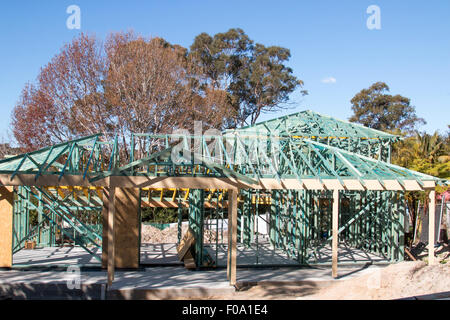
[
  {"x1": 37, "y1": 191, "x2": 42, "y2": 246},
  {"x1": 332, "y1": 189, "x2": 340, "y2": 278},
  {"x1": 428, "y1": 190, "x2": 436, "y2": 265},
  {"x1": 398, "y1": 193, "x2": 405, "y2": 261},
  {"x1": 101, "y1": 187, "x2": 110, "y2": 269},
  {"x1": 189, "y1": 189, "x2": 204, "y2": 267},
  {"x1": 269, "y1": 190, "x2": 277, "y2": 245},
  {"x1": 227, "y1": 189, "x2": 238, "y2": 286},
  {"x1": 0, "y1": 187, "x2": 14, "y2": 268},
  {"x1": 107, "y1": 186, "x2": 116, "y2": 287},
  {"x1": 227, "y1": 191, "x2": 231, "y2": 280},
  {"x1": 177, "y1": 196, "x2": 182, "y2": 244}
]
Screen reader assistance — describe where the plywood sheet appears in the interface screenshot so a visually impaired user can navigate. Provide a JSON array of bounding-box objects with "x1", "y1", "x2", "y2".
[
  {"x1": 0, "y1": 187, "x2": 13, "y2": 268},
  {"x1": 113, "y1": 188, "x2": 140, "y2": 269}
]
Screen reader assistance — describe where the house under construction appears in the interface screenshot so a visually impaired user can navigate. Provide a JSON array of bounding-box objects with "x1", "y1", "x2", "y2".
[{"x1": 0, "y1": 110, "x2": 444, "y2": 287}]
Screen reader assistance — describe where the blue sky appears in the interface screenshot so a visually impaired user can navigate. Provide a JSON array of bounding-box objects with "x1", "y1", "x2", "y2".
[{"x1": 0, "y1": 1, "x2": 449, "y2": 143}]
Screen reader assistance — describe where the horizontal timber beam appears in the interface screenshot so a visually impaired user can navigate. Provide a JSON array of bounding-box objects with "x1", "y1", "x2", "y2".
[
  {"x1": 141, "y1": 200, "x2": 228, "y2": 208},
  {"x1": 0, "y1": 174, "x2": 436, "y2": 191}
]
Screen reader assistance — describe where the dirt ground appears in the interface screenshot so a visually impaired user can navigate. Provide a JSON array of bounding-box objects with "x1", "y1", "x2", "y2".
[
  {"x1": 194, "y1": 261, "x2": 449, "y2": 300},
  {"x1": 433, "y1": 244, "x2": 450, "y2": 263},
  {"x1": 411, "y1": 242, "x2": 450, "y2": 264},
  {"x1": 141, "y1": 224, "x2": 226, "y2": 243},
  {"x1": 141, "y1": 225, "x2": 449, "y2": 300}
]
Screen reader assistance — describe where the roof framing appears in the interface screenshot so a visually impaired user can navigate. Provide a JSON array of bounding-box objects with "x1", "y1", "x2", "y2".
[
  {"x1": 0, "y1": 111, "x2": 444, "y2": 191},
  {"x1": 228, "y1": 110, "x2": 399, "y2": 140}
]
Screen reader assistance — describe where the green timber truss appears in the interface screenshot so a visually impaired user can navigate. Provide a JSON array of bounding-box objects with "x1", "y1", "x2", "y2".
[
  {"x1": 1, "y1": 110, "x2": 446, "y2": 267},
  {"x1": 227, "y1": 110, "x2": 399, "y2": 162},
  {"x1": 0, "y1": 134, "x2": 119, "y2": 179}
]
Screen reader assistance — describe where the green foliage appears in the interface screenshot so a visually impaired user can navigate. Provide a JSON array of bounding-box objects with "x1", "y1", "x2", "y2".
[
  {"x1": 189, "y1": 28, "x2": 306, "y2": 127},
  {"x1": 12, "y1": 29, "x2": 305, "y2": 151},
  {"x1": 141, "y1": 207, "x2": 178, "y2": 223},
  {"x1": 349, "y1": 82, "x2": 425, "y2": 134},
  {"x1": 392, "y1": 130, "x2": 450, "y2": 179},
  {"x1": 409, "y1": 158, "x2": 450, "y2": 180},
  {"x1": 392, "y1": 128, "x2": 450, "y2": 242}
]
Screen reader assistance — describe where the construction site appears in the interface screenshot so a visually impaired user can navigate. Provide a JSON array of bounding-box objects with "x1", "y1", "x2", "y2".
[{"x1": 0, "y1": 110, "x2": 448, "y2": 300}]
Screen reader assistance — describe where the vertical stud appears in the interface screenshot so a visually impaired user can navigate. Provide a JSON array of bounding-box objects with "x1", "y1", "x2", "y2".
[
  {"x1": 107, "y1": 186, "x2": 116, "y2": 287},
  {"x1": 229, "y1": 189, "x2": 238, "y2": 286},
  {"x1": 332, "y1": 189, "x2": 340, "y2": 279},
  {"x1": 428, "y1": 189, "x2": 436, "y2": 265}
]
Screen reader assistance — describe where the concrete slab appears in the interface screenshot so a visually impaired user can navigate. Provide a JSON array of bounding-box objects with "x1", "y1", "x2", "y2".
[
  {"x1": 0, "y1": 263, "x2": 382, "y2": 299},
  {"x1": 236, "y1": 265, "x2": 381, "y2": 286},
  {"x1": 0, "y1": 270, "x2": 105, "y2": 284},
  {"x1": 13, "y1": 244, "x2": 183, "y2": 266},
  {"x1": 308, "y1": 243, "x2": 388, "y2": 264},
  {"x1": 140, "y1": 243, "x2": 182, "y2": 265},
  {"x1": 205, "y1": 240, "x2": 388, "y2": 266},
  {"x1": 0, "y1": 270, "x2": 106, "y2": 300},
  {"x1": 108, "y1": 267, "x2": 234, "y2": 299},
  {"x1": 13, "y1": 241, "x2": 388, "y2": 268},
  {"x1": 205, "y1": 243, "x2": 296, "y2": 266},
  {"x1": 13, "y1": 246, "x2": 101, "y2": 266}
]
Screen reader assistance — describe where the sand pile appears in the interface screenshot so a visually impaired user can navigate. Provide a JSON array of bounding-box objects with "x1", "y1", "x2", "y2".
[
  {"x1": 141, "y1": 224, "x2": 189, "y2": 243},
  {"x1": 141, "y1": 224, "x2": 228, "y2": 244},
  {"x1": 141, "y1": 224, "x2": 228, "y2": 243},
  {"x1": 307, "y1": 261, "x2": 450, "y2": 300},
  {"x1": 206, "y1": 261, "x2": 450, "y2": 300}
]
